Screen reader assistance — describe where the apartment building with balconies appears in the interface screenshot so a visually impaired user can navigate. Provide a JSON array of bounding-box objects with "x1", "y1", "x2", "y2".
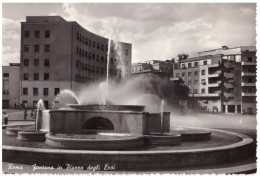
[
  {"x1": 20, "y1": 16, "x2": 132, "y2": 109},
  {"x1": 172, "y1": 46, "x2": 256, "y2": 114}
]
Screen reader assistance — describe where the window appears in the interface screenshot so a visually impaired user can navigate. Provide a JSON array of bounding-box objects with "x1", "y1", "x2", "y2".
[
  {"x1": 45, "y1": 30, "x2": 50, "y2": 38},
  {"x1": 188, "y1": 72, "x2": 192, "y2": 77},
  {"x1": 44, "y1": 73, "x2": 49, "y2": 80},
  {"x1": 194, "y1": 62, "x2": 198, "y2": 67},
  {"x1": 248, "y1": 87, "x2": 253, "y2": 93},
  {"x1": 24, "y1": 31, "x2": 29, "y2": 38},
  {"x1": 89, "y1": 40, "x2": 92, "y2": 47},
  {"x1": 34, "y1": 59, "x2": 39, "y2": 67},
  {"x1": 101, "y1": 44, "x2": 104, "y2": 51},
  {"x1": 194, "y1": 71, "x2": 198, "y2": 76},
  {"x1": 24, "y1": 73, "x2": 29, "y2": 80},
  {"x1": 34, "y1": 45, "x2": 40, "y2": 52},
  {"x1": 228, "y1": 88, "x2": 234, "y2": 93},
  {"x1": 44, "y1": 45, "x2": 50, "y2": 52},
  {"x1": 101, "y1": 56, "x2": 104, "y2": 62},
  {"x1": 188, "y1": 81, "x2": 191, "y2": 85},
  {"x1": 33, "y1": 88, "x2": 38, "y2": 96},
  {"x1": 194, "y1": 89, "x2": 198, "y2": 94},
  {"x1": 44, "y1": 59, "x2": 50, "y2": 67},
  {"x1": 176, "y1": 73, "x2": 179, "y2": 77},
  {"x1": 201, "y1": 70, "x2": 206, "y2": 75},
  {"x1": 203, "y1": 61, "x2": 207, "y2": 65},
  {"x1": 97, "y1": 42, "x2": 100, "y2": 49},
  {"x1": 228, "y1": 68, "x2": 234, "y2": 73},
  {"x1": 54, "y1": 88, "x2": 60, "y2": 95},
  {"x1": 182, "y1": 72, "x2": 185, "y2": 77},
  {"x1": 228, "y1": 97, "x2": 234, "y2": 101},
  {"x1": 194, "y1": 80, "x2": 198, "y2": 84},
  {"x1": 92, "y1": 54, "x2": 96, "y2": 60},
  {"x1": 182, "y1": 64, "x2": 185, "y2": 69},
  {"x1": 228, "y1": 78, "x2": 234, "y2": 83},
  {"x1": 188, "y1": 63, "x2": 192, "y2": 68},
  {"x1": 35, "y1": 31, "x2": 40, "y2": 38},
  {"x1": 247, "y1": 57, "x2": 252, "y2": 62},
  {"x1": 248, "y1": 78, "x2": 253, "y2": 83},
  {"x1": 93, "y1": 41, "x2": 96, "y2": 48},
  {"x1": 201, "y1": 88, "x2": 205, "y2": 94},
  {"x1": 43, "y1": 88, "x2": 49, "y2": 96},
  {"x1": 96, "y1": 55, "x2": 100, "y2": 62},
  {"x1": 34, "y1": 73, "x2": 39, "y2": 80},
  {"x1": 3, "y1": 73, "x2": 9, "y2": 77},
  {"x1": 24, "y1": 45, "x2": 29, "y2": 52},
  {"x1": 24, "y1": 59, "x2": 29, "y2": 67},
  {"x1": 85, "y1": 38, "x2": 88, "y2": 45},
  {"x1": 201, "y1": 79, "x2": 206, "y2": 86},
  {"x1": 23, "y1": 88, "x2": 28, "y2": 95},
  {"x1": 125, "y1": 49, "x2": 128, "y2": 55}
]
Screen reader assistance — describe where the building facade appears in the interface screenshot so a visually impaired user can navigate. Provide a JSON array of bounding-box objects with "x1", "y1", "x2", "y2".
[
  {"x1": 172, "y1": 46, "x2": 256, "y2": 114},
  {"x1": 20, "y1": 16, "x2": 132, "y2": 109},
  {"x1": 2, "y1": 63, "x2": 20, "y2": 108},
  {"x1": 131, "y1": 60, "x2": 174, "y2": 78}
]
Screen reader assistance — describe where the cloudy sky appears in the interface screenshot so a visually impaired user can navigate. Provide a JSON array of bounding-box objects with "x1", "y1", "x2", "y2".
[{"x1": 2, "y1": 3, "x2": 256, "y2": 66}]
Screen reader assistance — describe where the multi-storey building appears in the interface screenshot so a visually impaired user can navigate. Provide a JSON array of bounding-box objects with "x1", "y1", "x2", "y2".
[
  {"x1": 172, "y1": 46, "x2": 256, "y2": 114},
  {"x1": 20, "y1": 16, "x2": 132, "y2": 109},
  {"x1": 131, "y1": 60, "x2": 174, "y2": 79},
  {"x1": 2, "y1": 63, "x2": 20, "y2": 108}
]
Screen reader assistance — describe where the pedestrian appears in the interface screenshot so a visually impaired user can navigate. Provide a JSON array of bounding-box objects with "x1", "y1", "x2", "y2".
[
  {"x1": 31, "y1": 109, "x2": 34, "y2": 119},
  {"x1": 3, "y1": 112, "x2": 8, "y2": 125},
  {"x1": 24, "y1": 109, "x2": 27, "y2": 120}
]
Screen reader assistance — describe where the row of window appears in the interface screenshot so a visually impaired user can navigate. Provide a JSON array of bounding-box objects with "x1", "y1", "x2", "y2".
[
  {"x1": 76, "y1": 32, "x2": 107, "y2": 52},
  {"x1": 76, "y1": 62, "x2": 116, "y2": 74},
  {"x1": 176, "y1": 70, "x2": 206, "y2": 77},
  {"x1": 181, "y1": 60, "x2": 209, "y2": 69},
  {"x1": 23, "y1": 44, "x2": 50, "y2": 53},
  {"x1": 23, "y1": 59, "x2": 50, "y2": 67},
  {"x1": 24, "y1": 30, "x2": 50, "y2": 38},
  {"x1": 76, "y1": 32, "x2": 129, "y2": 56},
  {"x1": 23, "y1": 73, "x2": 49, "y2": 81},
  {"x1": 23, "y1": 87, "x2": 59, "y2": 96}
]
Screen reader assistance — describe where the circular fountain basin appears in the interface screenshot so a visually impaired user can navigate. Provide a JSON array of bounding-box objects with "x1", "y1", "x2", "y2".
[
  {"x1": 45, "y1": 133, "x2": 146, "y2": 150},
  {"x1": 67, "y1": 104, "x2": 145, "y2": 112},
  {"x1": 17, "y1": 130, "x2": 47, "y2": 142},
  {"x1": 6, "y1": 125, "x2": 35, "y2": 136},
  {"x1": 146, "y1": 132, "x2": 181, "y2": 145},
  {"x1": 179, "y1": 129, "x2": 212, "y2": 141}
]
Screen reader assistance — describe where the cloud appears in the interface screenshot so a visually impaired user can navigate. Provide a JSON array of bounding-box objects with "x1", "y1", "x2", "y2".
[{"x1": 2, "y1": 3, "x2": 256, "y2": 66}]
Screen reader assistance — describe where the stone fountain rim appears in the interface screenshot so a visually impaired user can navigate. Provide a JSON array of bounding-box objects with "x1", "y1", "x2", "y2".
[{"x1": 3, "y1": 127, "x2": 253, "y2": 154}]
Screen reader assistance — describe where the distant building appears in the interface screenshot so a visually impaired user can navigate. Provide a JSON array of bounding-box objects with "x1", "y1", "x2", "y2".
[
  {"x1": 20, "y1": 16, "x2": 132, "y2": 109},
  {"x1": 2, "y1": 63, "x2": 20, "y2": 108},
  {"x1": 172, "y1": 46, "x2": 256, "y2": 114},
  {"x1": 131, "y1": 60, "x2": 174, "y2": 79}
]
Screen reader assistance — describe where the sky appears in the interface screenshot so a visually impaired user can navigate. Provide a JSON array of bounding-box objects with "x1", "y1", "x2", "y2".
[{"x1": 2, "y1": 3, "x2": 257, "y2": 66}]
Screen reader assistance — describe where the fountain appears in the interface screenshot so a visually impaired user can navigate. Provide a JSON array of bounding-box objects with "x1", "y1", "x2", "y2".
[{"x1": 2, "y1": 35, "x2": 255, "y2": 173}]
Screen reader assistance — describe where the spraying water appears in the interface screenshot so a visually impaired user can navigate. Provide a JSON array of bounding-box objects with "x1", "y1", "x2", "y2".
[
  {"x1": 105, "y1": 39, "x2": 111, "y2": 105},
  {"x1": 53, "y1": 89, "x2": 80, "y2": 109},
  {"x1": 160, "y1": 99, "x2": 165, "y2": 133},
  {"x1": 35, "y1": 99, "x2": 45, "y2": 130}
]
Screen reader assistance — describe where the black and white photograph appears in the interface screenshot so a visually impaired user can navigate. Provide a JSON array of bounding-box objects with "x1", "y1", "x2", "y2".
[{"x1": 1, "y1": 1, "x2": 258, "y2": 175}]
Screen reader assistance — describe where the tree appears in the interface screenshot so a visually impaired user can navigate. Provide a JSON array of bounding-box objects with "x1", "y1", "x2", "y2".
[{"x1": 177, "y1": 53, "x2": 189, "y2": 61}]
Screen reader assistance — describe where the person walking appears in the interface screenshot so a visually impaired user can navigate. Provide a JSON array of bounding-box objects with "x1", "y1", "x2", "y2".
[
  {"x1": 31, "y1": 109, "x2": 34, "y2": 119},
  {"x1": 3, "y1": 112, "x2": 8, "y2": 125},
  {"x1": 24, "y1": 109, "x2": 27, "y2": 120}
]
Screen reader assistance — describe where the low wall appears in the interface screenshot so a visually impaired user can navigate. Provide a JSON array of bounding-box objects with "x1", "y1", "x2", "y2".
[
  {"x1": 49, "y1": 110, "x2": 149, "y2": 135},
  {"x1": 2, "y1": 129, "x2": 254, "y2": 171}
]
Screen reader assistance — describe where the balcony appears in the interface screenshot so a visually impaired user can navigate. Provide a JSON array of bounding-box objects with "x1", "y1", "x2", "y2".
[
  {"x1": 208, "y1": 63, "x2": 221, "y2": 68},
  {"x1": 241, "y1": 72, "x2": 256, "y2": 76},
  {"x1": 189, "y1": 93, "x2": 220, "y2": 97},
  {"x1": 208, "y1": 81, "x2": 221, "y2": 87},
  {"x1": 208, "y1": 71, "x2": 221, "y2": 77},
  {"x1": 224, "y1": 92, "x2": 234, "y2": 97},
  {"x1": 242, "y1": 61, "x2": 256, "y2": 66},
  {"x1": 242, "y1": 82, "x2": 256, "y2": 86},
  {"x1": 242, "y1": 92, "x2": 256, "y2": 96}
]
